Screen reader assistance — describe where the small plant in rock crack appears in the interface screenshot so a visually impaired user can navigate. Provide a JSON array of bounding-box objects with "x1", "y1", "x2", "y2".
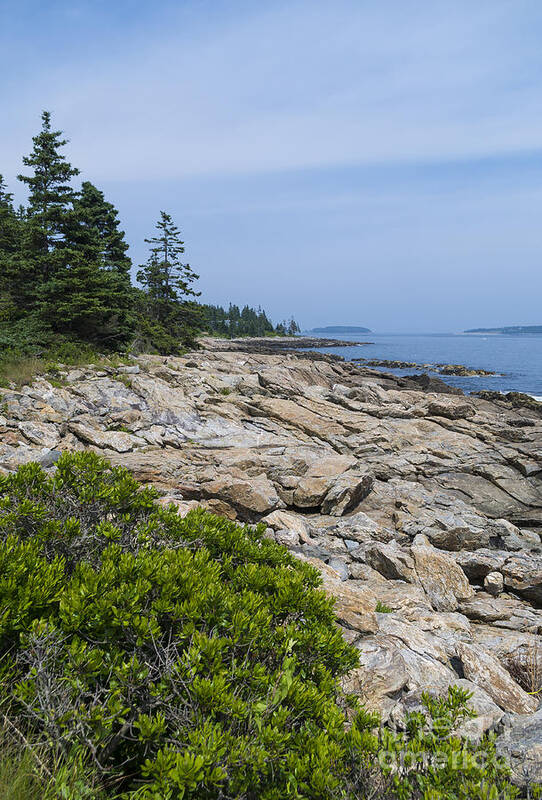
[
  {"x1": 375, "y1": 600, "x2": 393, "y2": 613},
  {"x1": 505, "y1": 643, "x2": 542, "y2": 696}
]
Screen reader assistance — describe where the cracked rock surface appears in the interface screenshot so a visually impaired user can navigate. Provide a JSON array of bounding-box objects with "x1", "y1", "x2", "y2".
[{"x1": 1, "y1": 337, "x2": 541, "y2": 784}]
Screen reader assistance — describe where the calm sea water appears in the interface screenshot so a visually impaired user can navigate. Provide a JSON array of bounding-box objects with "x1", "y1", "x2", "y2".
[{"x1": 306, "y1": 333, "x2": 542, "y2": 397}]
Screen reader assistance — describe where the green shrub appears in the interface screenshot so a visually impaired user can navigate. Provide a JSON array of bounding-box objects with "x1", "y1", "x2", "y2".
[{"x1": 0, "y1": 453, "x2": 533, "y2": 799}]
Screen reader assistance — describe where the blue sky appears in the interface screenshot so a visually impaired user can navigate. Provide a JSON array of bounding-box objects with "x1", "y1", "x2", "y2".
[{"x1": 2, "y1": 0, "x2": 542, "y2": 331}]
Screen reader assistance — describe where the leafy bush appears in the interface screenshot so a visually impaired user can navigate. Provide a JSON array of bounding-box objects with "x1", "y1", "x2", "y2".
[{"x1": 0, "y1": 453, "x2": 532, "y2": 798}]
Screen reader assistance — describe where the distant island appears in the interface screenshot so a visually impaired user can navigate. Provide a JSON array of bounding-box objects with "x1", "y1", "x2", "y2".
[
  {"x1": 310, "y1": 325, "x2": 372, "y2": 333},
  {"x1": 465, "y1": 325, "x2": 542, "y2": 335}
]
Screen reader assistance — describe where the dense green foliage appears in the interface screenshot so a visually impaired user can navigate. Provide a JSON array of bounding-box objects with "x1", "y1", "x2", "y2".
[
  {"x1": 0, "y1": 112, "x2": 299, "y2": 363},
  {"x1": 0, "y1": 111, "x2": 135, "y2": 353},
  {"x1": 135, "y1": 212, "x2": 203, "y2": 352},
  {"x1": 201, "y1": 303, "x2": 299, "y2": 337},
  {"x1": 201, "y1": 303, "x2": 275, "y2": 337},
  {"x1": 0, "y1": 453, "x2": 530, "y2": 799}
]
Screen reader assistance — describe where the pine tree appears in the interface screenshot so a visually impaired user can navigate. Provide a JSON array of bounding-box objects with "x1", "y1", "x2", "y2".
[
  {"x1": 70, "y1": 181, "x2": 131, "y2": 276},
  {"x1": 17, "y1": 110, "x2": 79, "y2": 286},
  {"x1": 46, "y1": 180, "x2": 137, "y2": 346},
  {"x1": 0, "y1": 175, "x2": 21, "y2": 321},
  {"x1": 0, "y1": 176, "x2": 19, "y2": 255},
  {"x1": 39, "y1": 253, "x2": 135, "y2": 347},
  {"x1": 137, "y1": 211, "x2": 200, "y2": 323}
]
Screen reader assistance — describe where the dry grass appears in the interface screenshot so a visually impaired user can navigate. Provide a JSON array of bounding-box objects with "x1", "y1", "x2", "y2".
[
  {"x1": 0, "y1": 357, "x2": 46, "y2": 388},
  {"x1": 0, "y1": 724, "x2": 46, "y2": 800},
  {"x1": 505, "y1": 641, "x2": 542, "y2": 695},
  {"x1": 0, "y1": 346, "x2": 134, "y2": 389}
]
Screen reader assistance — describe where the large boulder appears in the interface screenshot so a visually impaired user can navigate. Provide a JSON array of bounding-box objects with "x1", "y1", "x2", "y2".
[
  {"x1": 262, "y1": 510, "x2": 311, "y2": 542},
  {"x1": 389, "y1": 680, "x2": 504, "y2": 743},
  {"x1": 202, "y1": 472, "x2": 282, "y2": 517},
  {"x1": 426, "y1": 399, "x2": 475, "y2": 419},
  {"x1": 321, "y1": 471, "x2": 373, "y2": 515},
  {"x1": 501, "y1": 552, "x2": 542, "y2": 605},
  {"x1": 18, "y1": 420, "x2": 61, "y2": 448},
  {"x1": 365, "y1": 541, "x2": 418, "y2": 584},
  {"x1": 69, "y1": 423, "x2": 140, "y2": 453},
  {"x1": 411, "y1": 535, "x2": 474, "y2": 611}
]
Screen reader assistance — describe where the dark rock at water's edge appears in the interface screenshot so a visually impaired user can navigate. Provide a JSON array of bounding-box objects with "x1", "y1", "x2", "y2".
[
  {"x1": 199, "y1": 335, "x2": 372, "y2": 361},
  {"x1": 202, "y1": 335, "x2": 372, "y2": 350},
  {"x1": 353, "y1": 357, "x2": 497, "y2": 378},
  {"x1": 474, "y1": 391, "x2": 542, "y2": 416},
  {"x1": 399, "y1": 372, "x2": 464, "y2": 395}
]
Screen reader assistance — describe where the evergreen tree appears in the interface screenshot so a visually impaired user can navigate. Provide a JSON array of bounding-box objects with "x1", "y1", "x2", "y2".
[
  {"x1": 39, "y1": 253, "x2": 135, "y2": 347},
  {"x1": 137, "y1": 211, "x2": 200, "y2": 323},
  {"x1": 0, "y1": 176, "x2": 19, "y2": 255},
  {"x1": 17, "y1": 110, "x2": 79, "y2": 286},
  {"x1": 0, "y1": 178, "x2": 43, "y2": 324},
  {"x1": 45, "y1": 180, "x2": 137, "y2": 347},
  {"x1": 287, "y1": 317, "x2": 300, "y2": 336},
  {"x1": 69, "y1": 181, "x2": 131, "y2": 276},
  {"x1": 0, "y1": 175, "x2": 21, "y2": 321}
]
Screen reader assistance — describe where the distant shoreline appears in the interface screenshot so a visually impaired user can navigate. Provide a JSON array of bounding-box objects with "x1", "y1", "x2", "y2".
[{"x1": 464, "y1": 325, "x2": 542, "y2": 335}]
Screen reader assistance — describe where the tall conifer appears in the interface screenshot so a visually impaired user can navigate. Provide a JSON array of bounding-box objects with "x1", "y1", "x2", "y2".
[
  {"x1": 70, "y1": 181, "x2": 131, "y2": 276},
  {"x1": 17, "y1": 110, "x2": 79, "y2": 285},
  {"x1": 137, "y1": 211, "x2": 200, "y2": 323}
]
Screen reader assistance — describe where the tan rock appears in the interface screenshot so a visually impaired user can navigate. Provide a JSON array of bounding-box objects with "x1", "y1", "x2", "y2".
[
  {"x1": 411, "y1": 535, "x2": 474, "y2": 611},
  {"x1": 321, "y1": 471, "x2": 373, "y2": 515},
  {"x1": 293, "y1": 475, "x2": 332, "y2": 507},
  {"x1": 202, "y1": 472, "x2": 281, "y2": 516},
  {"x1": 484, "y1": 571, "x2": 504, "y2": 596},
  {"x1": 365, "y1": 541, "x2": 418, "y2": 583},
  {"x1": 457, "y1": 642, "x2": 538, "y2": 714},
  {"x1": 262, "y1": 510, "x2": 311, "y2": 542},
  {"x1": 69, "y1": 423, "x2": 138, "y2": 453}
]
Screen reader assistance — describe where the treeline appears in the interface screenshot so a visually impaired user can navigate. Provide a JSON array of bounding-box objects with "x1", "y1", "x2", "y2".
[
  {"x1": 0, "y1": 111, "x2": 298, "y2": 358},
  {"x1": 201, "y1": 303, "x2": 299, "y2": 337}
]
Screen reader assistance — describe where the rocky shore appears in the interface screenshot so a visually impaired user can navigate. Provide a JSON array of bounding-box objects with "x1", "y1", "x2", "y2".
[
  {"x1": 1, "y1": 337, "x2": 541, "y2": 784},
  {"x1": 353, "y1": 357, "x2": 497, "y2": 377}
]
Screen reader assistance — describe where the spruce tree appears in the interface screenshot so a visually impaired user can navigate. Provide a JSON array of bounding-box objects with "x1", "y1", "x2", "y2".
[
  {"x1": 136, "y1": 212, "x2": 201, "y2": 351},
  {"x1": 17, "y1": 110, "x2": 79, "y2": 286},
  {"x1": 70, "y1": 181, "x2": 131, "y2": 276},
  {"x1": 48, "y1": 179, "x2": 136, "y2": 347},
  {"x1": 39, "y1": 253, "x2": 135, "y2": 347},
  {"x1": 0, "y1": 176, "x2": 19, "y2": 255},
  {"x1": 137, "y1": 211, "x2": 199, "y2": 322},
  {"x1": 0, "y1": 175, "x2": 21, "y2": 321}
]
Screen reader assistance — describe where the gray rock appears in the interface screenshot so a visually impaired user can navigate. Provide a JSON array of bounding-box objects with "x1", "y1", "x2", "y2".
[
  {"x1": 365, "y1": 541, "x2": 418, "y2": 584},
  {"x1": 321, "y1": 471, "x2": 373, "y2": 515},
  {"x1": 274, "y1": 528, "x2": 300, "y2": 547},
  {"x1": 326, "y1": 557, "x2": 350, "y2": 581},
  {"x1": 117, "y1": 365, "x2": 140, "y2": 374},
  {"x1": 496, "y1": 709, "x2": 542, "y2": 785},
  {"x1": 501, "y1": 552, "x2": 542, "y2": 605},
  {"x1": 37, "y1": 448, "x2": 62, "y2": 468}
]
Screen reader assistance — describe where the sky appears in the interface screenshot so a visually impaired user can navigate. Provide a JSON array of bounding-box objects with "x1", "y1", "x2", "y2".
[{"x1": 2, "y1": 0, "x2": 542, "y2": 332}]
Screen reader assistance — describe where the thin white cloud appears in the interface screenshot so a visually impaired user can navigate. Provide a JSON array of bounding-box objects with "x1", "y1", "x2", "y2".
[{"x1": 3, "y1": 0, "x2": 542, "y2": 182}]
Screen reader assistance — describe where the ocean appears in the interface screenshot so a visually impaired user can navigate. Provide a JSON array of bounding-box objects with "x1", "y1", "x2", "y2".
[{"x1": 306, "y1": 332, "x2": 542, "y2": 397}]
